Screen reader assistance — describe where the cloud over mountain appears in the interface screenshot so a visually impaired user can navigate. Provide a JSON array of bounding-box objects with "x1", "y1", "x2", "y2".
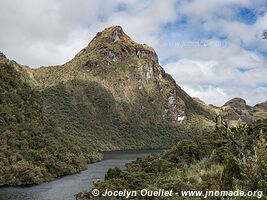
[{"x1": 0, "y1": 0, "x2": 266, "y2": 106}]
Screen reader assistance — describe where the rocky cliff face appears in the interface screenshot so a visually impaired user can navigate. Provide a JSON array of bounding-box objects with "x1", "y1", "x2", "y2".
[{"x1": 75, "y1": 26, "x2": 159, "y2": 67}]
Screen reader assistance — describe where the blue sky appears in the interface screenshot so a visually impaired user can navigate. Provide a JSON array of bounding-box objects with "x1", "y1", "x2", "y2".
[{"x1": 0, "y1": 0, "x2": 266, "y2": 106}]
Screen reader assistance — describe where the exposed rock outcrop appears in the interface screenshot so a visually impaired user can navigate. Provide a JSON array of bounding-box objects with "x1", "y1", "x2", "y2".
[
  {"x1": 163, "y1": 89, "x2": 186, "y2": 123},
  {"x1": 103, "y1": 50, "x2": 117, "y2": 61}
]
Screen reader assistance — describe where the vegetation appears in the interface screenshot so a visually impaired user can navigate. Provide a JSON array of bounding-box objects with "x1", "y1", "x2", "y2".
[
  {"x1": 77, "y1": 119, "x2": 267, "y2": 199},
  {"x1": 0, "y1": 26, "x2": 215, "y2": 186},
  {"x1": 28, "y1": 26, "x2": 214, "y2": 151},
  {"x1": 39, "y1": 78, "x2": 212, "y2": 150},
  {"x1": 1, "y1": 26, "x2": 266, "y2": 189},
  {"x1": 0, "y1": 60, "x2": 100, "y2": 186}
]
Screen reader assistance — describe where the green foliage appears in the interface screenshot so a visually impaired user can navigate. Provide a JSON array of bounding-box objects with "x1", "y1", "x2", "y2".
[
  {"x1": 217, "y1": 121, "x2": 267, "y2": 198},
  {"x1": 78, "y1": 120, "x2": 267, "y2": 200},
  {"x1": 39, "y1": 79, "x2": 195, "y2": 150},
  {"x1": 0, "y1": 61, "x2": 100, "y2": 186},
  {"x1": 27, "y1": 26, "x2": 215, "y2": 152},
  {"x1": 221, "y1": 156, "x2": 242, "y2": 190},
  {"x1": 105, "y1": 167, "x2": 122, "y2": 180},
  {"x1": 230, "y1": 129, "x2": 267, "y2": 193},
  {"x1": 163, "y1": 130, "x2": 231, "y2": 164}
]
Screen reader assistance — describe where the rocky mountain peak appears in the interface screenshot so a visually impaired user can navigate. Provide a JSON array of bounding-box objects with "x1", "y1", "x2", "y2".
[
  {"x1": 103, "y1": 25, "x2": 126, "y2": 42},
  {"x1": 91, "y1": 25, "x2": 128, "y2": 44},
  {"x1": 37, "y1": 25, "x2": 214, "y2": 124},
  {"x1": 220, "y1": 97, "x2": 253, "y2": 123},
  {"x1": 223, "y1": 97, "x2": 248, "y2": 110},
  {"x1": 75, "y1": 26, "x2": 158, "y2": 64}
]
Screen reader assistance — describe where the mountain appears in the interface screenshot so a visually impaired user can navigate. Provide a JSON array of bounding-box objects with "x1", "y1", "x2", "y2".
[
  {"x1": 1, "y1": 25, "x2": 265, "y2": 186},
  {"x1": 254, "y1": 101, "x2": 267, "y2": 111},
  {"x1": 22, "y1": 25, "x2": 214, "y2": 150},
  {"x1": 193, "y1": 96, "x2": 267, "y2": 124},
  {"x1": 0, "y1": 26, "x2": 216, "y2": 185},
  {"x1": 0, "y1": 55, "x2": 100, "y2": 186},
  {"x1": 220, "y1": 97, "x2": 267, "y2": 124}
]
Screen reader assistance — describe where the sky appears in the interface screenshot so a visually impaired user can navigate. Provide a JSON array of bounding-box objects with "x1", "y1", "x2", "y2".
[{"x1": 0, "y1": 0, "x2": 267, "y2": 106}]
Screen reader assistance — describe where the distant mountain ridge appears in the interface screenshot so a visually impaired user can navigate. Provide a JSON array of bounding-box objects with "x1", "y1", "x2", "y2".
[
  {"x1": 193, "y1": 95, "x2": 267, "y2": 124},
  {"x1": 220, "y1": 97, "x2": 267, "y2": 123}
]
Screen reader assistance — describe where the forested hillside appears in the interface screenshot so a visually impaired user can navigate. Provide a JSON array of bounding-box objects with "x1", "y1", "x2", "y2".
[{"x1": 0, "y1": 55, "x2": 100, "y2": 186}]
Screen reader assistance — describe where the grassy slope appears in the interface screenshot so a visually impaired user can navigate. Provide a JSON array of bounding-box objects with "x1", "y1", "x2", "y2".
[{"x1": 0, "y1": 57, "x2": 100, "y2": 186}]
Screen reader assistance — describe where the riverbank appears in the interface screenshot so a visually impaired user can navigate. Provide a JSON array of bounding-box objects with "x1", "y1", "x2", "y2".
[{"x1": 0, "y1": 149, "x2": 163, "y2": 200}]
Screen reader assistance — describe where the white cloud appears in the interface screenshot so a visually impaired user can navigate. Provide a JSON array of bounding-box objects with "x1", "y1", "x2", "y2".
[
  {"x1": 164, "y1": 42, "x2": 267, "y2": 83},
  {"x1": 0, "y1": 0, "x2": 178, "y2": 66},
  {"x1": 158, "y1": 0, "x2": 267, "y2": 106},
  {"x1": 176, "y1": 0, "x2": 267, "y2": 51},
  {"x1": 0, "y1": 0, "x2": 266, "y2": 105},
  {"x1": 180, "y1": 84, "x2": 267, "y2": 106},
  {"x1": 180, "y1": 84, "x2": 229, "y2": 106},
  {"x1": 163, "y1": 41, "x2": 267, "y2": 105}
]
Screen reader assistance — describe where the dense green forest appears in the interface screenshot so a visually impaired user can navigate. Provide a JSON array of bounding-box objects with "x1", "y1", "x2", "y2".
[
  {"x1": 0, "y1": 59, "x2": 100, "y2": 186},
  {"x1": 77, "y1": 119, "x2": 267, "y2": 199},
  {"x1": 40, "y1": 79, "x2": 212, "y2": 150}
]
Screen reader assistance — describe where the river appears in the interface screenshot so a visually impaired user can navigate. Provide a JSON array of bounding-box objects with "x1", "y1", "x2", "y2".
[{"x1": 0, "y1": 149, "x2": 163, "y2": 200}]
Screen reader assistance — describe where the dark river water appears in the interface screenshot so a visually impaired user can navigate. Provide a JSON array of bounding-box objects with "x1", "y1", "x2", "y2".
[{"x1": 0, "y1": 149, "x2": 163, "y2": 200}]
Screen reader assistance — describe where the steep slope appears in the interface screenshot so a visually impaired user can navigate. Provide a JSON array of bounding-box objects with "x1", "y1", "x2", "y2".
[
  {"x1": 0, "y1": 54, "x2": 100, "y2": 186},
  {"x1": 193, "y1": 97, "x2": 220, "y2": 116},
  {"x1": 29, "y1": 26, "x2": 214, "y2": 150}
]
